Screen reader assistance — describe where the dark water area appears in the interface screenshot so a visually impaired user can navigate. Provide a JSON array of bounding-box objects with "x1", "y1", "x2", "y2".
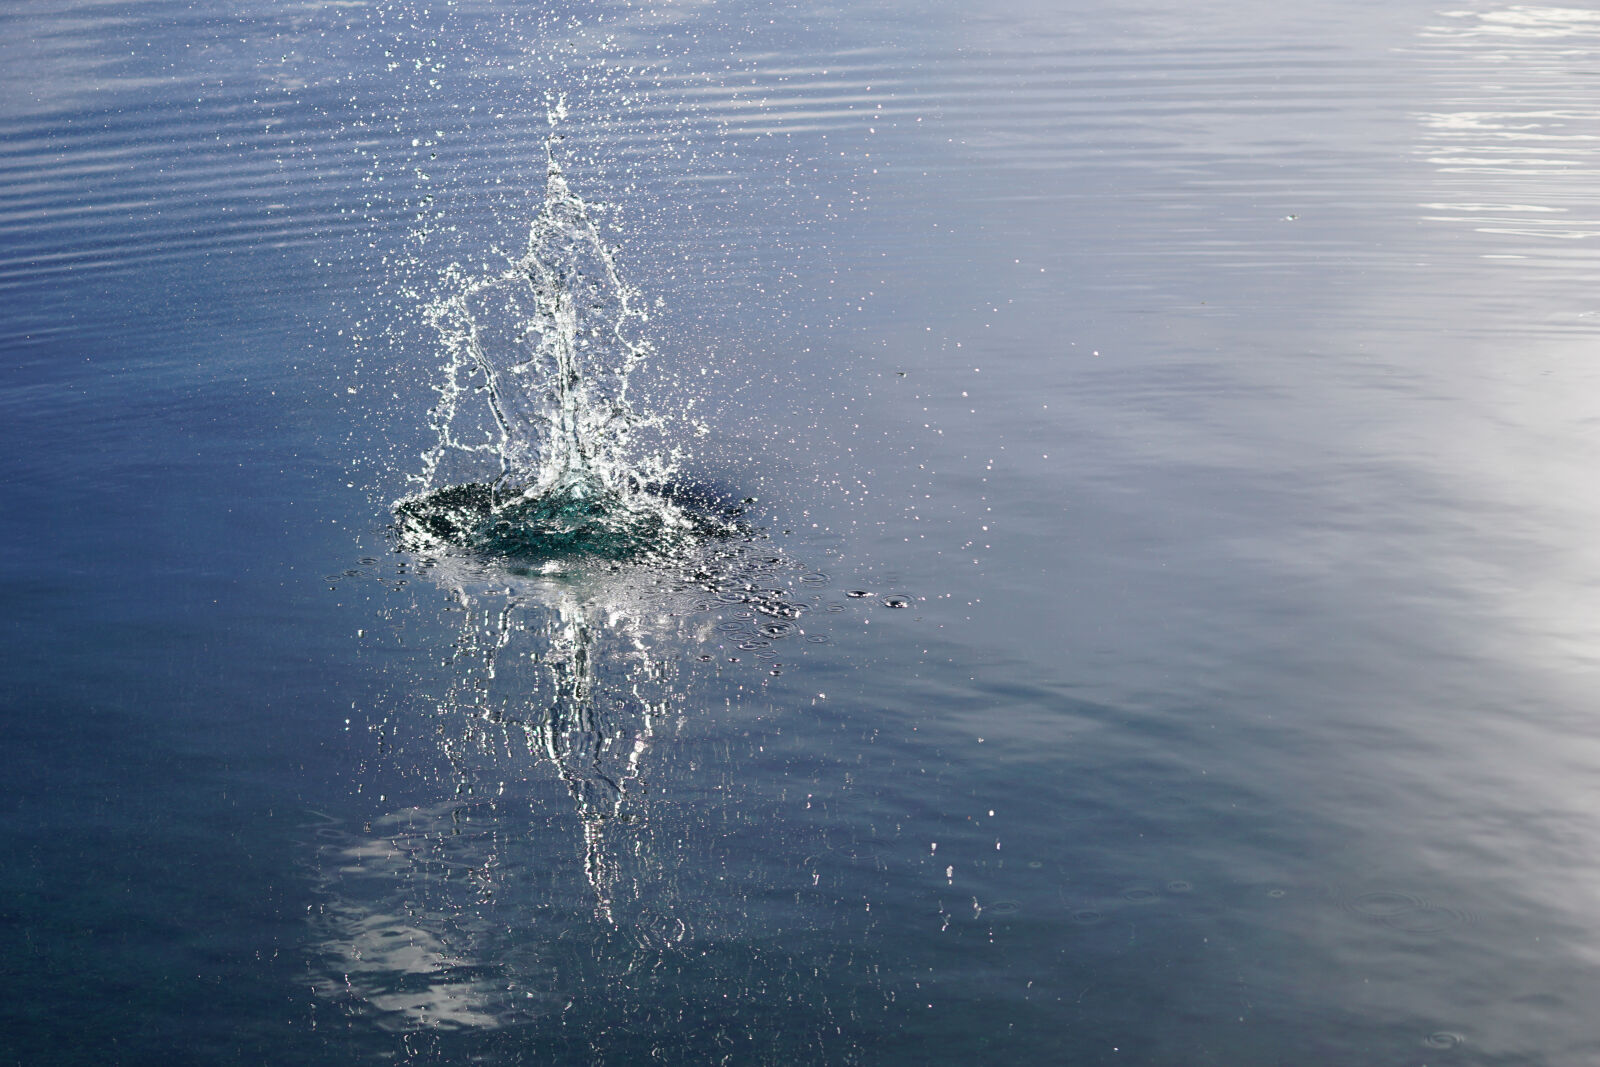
[{"x1": 5, "y1": 0, "x2": 1600, "y2": 1063}]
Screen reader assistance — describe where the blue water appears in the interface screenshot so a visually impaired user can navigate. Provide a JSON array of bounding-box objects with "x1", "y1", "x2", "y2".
[{"x1": 5, "y1": 0, "x2": 1600, "y2": 1063}]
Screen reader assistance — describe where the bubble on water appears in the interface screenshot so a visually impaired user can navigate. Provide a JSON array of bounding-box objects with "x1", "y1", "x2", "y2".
[
  {"x1": 1069, "y1": 908, "x2": 1104, "y2": 926},
  {"x1": 988, "y1": 900, "x2": 1021, "y2": 917},
  {"x1": 1423, "y1": 1030, "x2": 1465, "y2": 1050},
  {"x1": 1165, "y1": 880, "x2": 1193, "y2": 894},
  {"x1": 1122, "y1": 887, "x2": 1159, "y2": 904},
  {"x1": 846, "y1": 589, "x2": 872, "y2": 598},
  {"x1": 880, "y1": 594, "x2": 912, "y2": 609},
  {"x1": 616, "y1": 909, "x2": 689, "y2": 952}
]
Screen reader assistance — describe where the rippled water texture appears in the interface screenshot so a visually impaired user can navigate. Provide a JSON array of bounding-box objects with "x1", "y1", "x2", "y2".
[{"x1": 5, "y1": 0, "x2": 1600, "y2": 1064}]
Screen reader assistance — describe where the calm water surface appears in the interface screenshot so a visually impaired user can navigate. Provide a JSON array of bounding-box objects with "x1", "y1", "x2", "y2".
[{"x1": 4, "y1": 0, "x2": 1600, "y2": 1063}]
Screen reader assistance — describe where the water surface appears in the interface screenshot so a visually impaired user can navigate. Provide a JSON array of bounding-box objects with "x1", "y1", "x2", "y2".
[{"x1": 4, "y1": 0, "x2": 1600, "y2": 1063}]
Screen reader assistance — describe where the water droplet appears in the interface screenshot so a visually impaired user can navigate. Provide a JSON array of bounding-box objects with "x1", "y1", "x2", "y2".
[
  {"x1": 1423, "y1": 1031, "x2": 1465, "y2": 1050},
  {"x1": 1122, "y1": 887, "x2": 1159, "y2": 904}
]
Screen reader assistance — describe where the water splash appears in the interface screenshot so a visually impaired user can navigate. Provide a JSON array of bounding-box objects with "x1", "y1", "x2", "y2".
[
  {"x1": 330, "y1": 107, "x2": 861, "y2": 1029},
  {"x1": 395, "y1": 104, "x2": 730, "y2": 565}
]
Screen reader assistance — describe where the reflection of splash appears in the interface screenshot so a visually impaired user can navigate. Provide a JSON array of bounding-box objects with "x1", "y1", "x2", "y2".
[
  {"x1": 436, "y1": 582, "x2": 672, "y2": 925},
  {"x1": 305, "y1": 580, "x2": 683, "y2": 1034},
  {"x1": 309, "y1": 547, "x2": 832, "y2": 1033},
  {"x1": 1415, "y1": 8, "x2": 1600, "y2": 241}
]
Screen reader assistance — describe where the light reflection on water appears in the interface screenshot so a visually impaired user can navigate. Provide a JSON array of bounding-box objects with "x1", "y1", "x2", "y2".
[{"x1": 1416, "y1": 6, "x2": 1600, "y2": 243}]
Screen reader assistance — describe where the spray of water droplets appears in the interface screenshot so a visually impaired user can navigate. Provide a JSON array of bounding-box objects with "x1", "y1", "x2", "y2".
[{"x1": 394, "y1": 103, "x2": 734, "y2": 566}]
